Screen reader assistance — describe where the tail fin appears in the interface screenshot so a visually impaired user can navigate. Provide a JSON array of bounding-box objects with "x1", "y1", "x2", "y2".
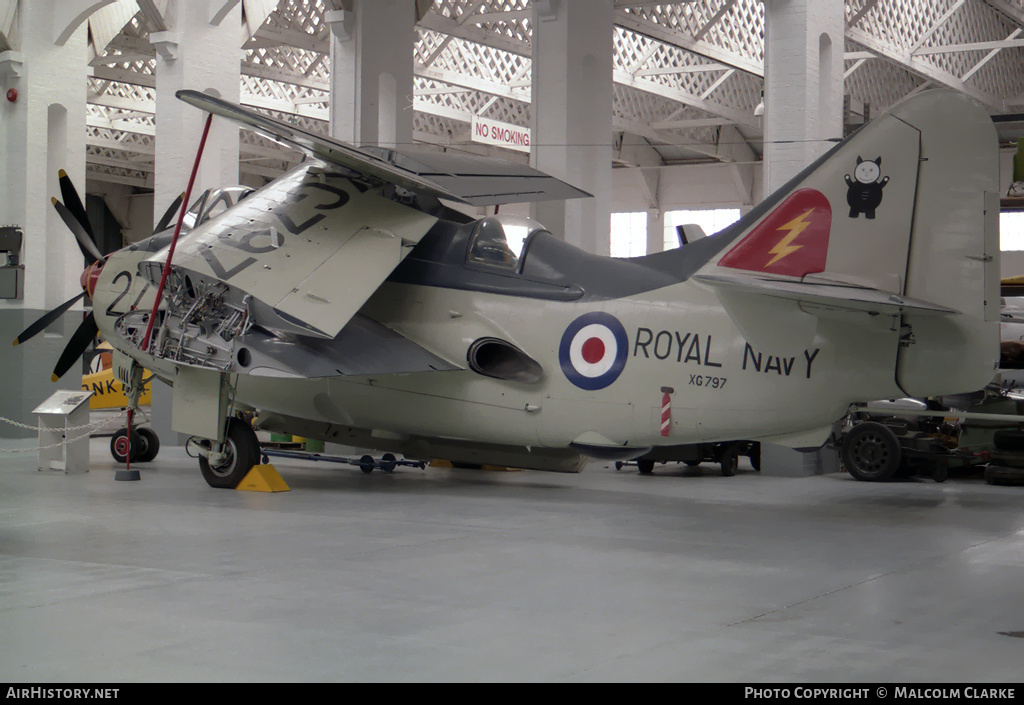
[{"x1": 697, "y1": 89, "x2": 1000, "y2": 396}]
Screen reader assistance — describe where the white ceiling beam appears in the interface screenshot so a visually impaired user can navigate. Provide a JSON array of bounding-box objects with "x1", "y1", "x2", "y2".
[
  {"x1": 91, "y1": 64, "x2": 155, "y2": 88},
  {"x1": 415, "y1": 63, "x2": 530, "y2": 103},
  {"x1": 960, "y1": 28, "x2": 1023, "y2": 83},
  {"x1": 911, "y1": 37, "x2": 1024, "y2": 55},
  {"x1": 614, "y1": 115, "x2": 725, "y2": 164},
  {"x1": 613, "y1": 0, "x2": 704, "y2": 6},
  {"x1": 982, "y1": 0, "x2": 1024, "y2": 28},
  {"x1": 246, "y1": 25, "x2": 327, "y2": 53},
  {"x1": 79, "y1": 0, "x2": 132, "y2": 50},
  {"x1": 87, "y1": 134, "x2": 155, "y2": 156},
  {"x1": 87, "y1": 114, "x2": 156, "y2": 136},
  {"x1": 614, "y1": 68, "x2": 759, "y2": 130},
  {"x1": 615, "y1": 10, "x2": 763, "y2": 78},
  {"x1": 88, "y1": 88, "x2": 155, "y2": 113},
  {"x1": 846, "y1": 26, "x2": 1004, "y2": 111},
  {"x1": 651, "y1": 118, "x2": 733, "y2": 131},
  {"x1": 417, "y1": 9, "x2": 530, "y2": 57},
  {"x1": 243, "y1": 62, "x2": 329, "y2": 92},
  {"x1": 243, "y1": 0, "x2": 278, "y2": 42},
  {"x1": 847, "y1": 0, "x2": 882, "y2": 29},
  {"x1": 635, "y1": 63, "x2": 728, "y2": 77},
  {"x1": 844, "y1": 57, "x2": 868, "y2": 80},
  {"x1": 135, "y1": 0, "x2": 169, "y2": 32},
  {"x1": 699, "y1": 68, "x2": 735, "y2": 101},
  {"x1": 909, "y1": 0, "x2": 966, "y2": 53},
  {"x1": 90, "y1": 50, "x2": 154, "y2": 66},
  {"x1": 240, "y1": 90, "x2": 329, "y2": 121},
  {"x1": 87, "y1": 152, "x2": 154, "y2": 171},
  {"x1": 86, "y1": 167, "x2": 152, "y2": 189},
  {"x1": 693, "y1": 0, "x2": 734, "y2": 42},
  {"x1": 413, "y1": 96, "x2": 475, "y2": 124},
  {"x1": 0, "y1": 0, "x2": 17, "y2": 51}
]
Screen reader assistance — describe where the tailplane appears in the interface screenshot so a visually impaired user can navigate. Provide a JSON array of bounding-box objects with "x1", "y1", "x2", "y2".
[{"x1": 696, "y1": 89, "x2": 1000, "y2": 397}]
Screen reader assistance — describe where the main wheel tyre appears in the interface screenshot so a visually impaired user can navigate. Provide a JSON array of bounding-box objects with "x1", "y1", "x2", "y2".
[
  {"x1": 749, "y1": 442, "x2": 761, "y2": 471},
  {"x1": 719, "y1": 444, "x2": 739, "y2": 477},
  {"x1": 110, "y1": 428, "x2": 141, "y2": 464},
  {"x1": 985, "y1": 464, "x2": 1024, "y2": 486},
  {"x1": 841, "y1": 421, "x2": 902, "y2": 481},
  {"x1": 199, "y1": 418, "x2": 260, "y2": 489},
  {"x1": 992, "y1": 430, "x2": 1024, "y2": 452},
  {"x1": 135, "y1": 427, "x2": 160, "y2": 463}
]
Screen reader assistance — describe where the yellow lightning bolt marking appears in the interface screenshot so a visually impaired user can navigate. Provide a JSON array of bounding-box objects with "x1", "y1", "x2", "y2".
[{"x1": 765, "y1": 208, "x2": 815, "y2": 268}]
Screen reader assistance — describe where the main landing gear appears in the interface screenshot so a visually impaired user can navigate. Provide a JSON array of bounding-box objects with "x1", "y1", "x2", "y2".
[{"x1": 190, "y1": 417, "x2": 261, "y2": 489}]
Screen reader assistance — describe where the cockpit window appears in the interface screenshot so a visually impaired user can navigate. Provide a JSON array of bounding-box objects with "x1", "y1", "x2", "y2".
[
  {"x1": 182, "y1": 186, "x2": 255, "y2": 230},
  {"x1": 466, "y1": 215, "x2": 548, "y2": 272}
]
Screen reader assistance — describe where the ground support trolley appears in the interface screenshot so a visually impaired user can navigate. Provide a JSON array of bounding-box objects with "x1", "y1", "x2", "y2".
[
  {"x1": 838, "y1": 397, "x2": 1024, "y2": 484},
  {"x1": 615, "y1": 441, "x2": 760, "y2": 477},
  {"x1": 260, "y1": 447, "x2": 427, "y2": 474}
]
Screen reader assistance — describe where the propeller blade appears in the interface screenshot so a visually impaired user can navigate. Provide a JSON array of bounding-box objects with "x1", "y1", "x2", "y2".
[
  {"x1": 12, "y1": 292, "x2": 86, "y2": 346},
  {"x1": 154, "y1": 192, "x2": 185, "y2": 234},
  {"x1": 51, "y1": 313, "x2": 98, "y2": 382},
  {"x1": 58, "y1": 169, "x2": 95, "y2": 241},
  {"x1": 52, "y1": 198, "x2": 104, "y2": 264}
]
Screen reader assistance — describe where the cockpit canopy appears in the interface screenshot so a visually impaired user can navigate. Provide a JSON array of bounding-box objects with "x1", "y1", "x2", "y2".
[{"x1": 466, "y1": 215, "x2": 549, "y2": 272}]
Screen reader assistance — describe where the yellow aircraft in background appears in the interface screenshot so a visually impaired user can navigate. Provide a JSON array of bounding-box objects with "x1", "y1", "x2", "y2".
[{"x1": 81, "y1": 342, "x2": 151, "y2": 410}]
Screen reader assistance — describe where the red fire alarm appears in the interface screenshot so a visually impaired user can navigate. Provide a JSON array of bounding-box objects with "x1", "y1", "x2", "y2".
[{"x1": 6, "y1": 88, "x2": 16, "y2": 103}]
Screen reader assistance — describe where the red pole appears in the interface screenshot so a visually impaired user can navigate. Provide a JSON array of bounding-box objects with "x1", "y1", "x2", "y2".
[
  {"x1": 124, "y1": 112, "x2": 214, "y2": 472},
  {"x1": 140, "y1": 112, "x2": 214, "y2": 354}
]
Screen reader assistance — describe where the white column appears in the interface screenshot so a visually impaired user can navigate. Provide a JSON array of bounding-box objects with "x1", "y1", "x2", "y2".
[
  {"x1": 0, "y1": 0, "x2": 91, "y2": 434},
  {"x1": 328, "y1": 0, "x2": 415, "y2": 149},
  {"x1": 760, "y1": 0, "x2": 844, "y2": 476},
  {"x1": 530, "y1": 0, "x2": 613, "y2": 254},
  {"x1": 762, "y1": 0, "x2": 844, "y2": 193},
  {"x1": 646, "y1": 208, "x2": 665, "y2": 254},
  {"x1": 150, "y1": 0, "x2": 241, "y2": 446},
  {"x1": 152, "y1": 0, "x2": 241, "y2": 225}
]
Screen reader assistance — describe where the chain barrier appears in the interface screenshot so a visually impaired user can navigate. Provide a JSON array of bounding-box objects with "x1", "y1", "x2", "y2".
[{"x1": 0, "y1": 410, "x2": 130, "y2": 454}]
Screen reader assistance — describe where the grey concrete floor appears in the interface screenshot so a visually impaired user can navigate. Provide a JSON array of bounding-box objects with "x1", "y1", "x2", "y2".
[{"x1": 1, "y1": 437, "x2": 1023, "y2": 683}]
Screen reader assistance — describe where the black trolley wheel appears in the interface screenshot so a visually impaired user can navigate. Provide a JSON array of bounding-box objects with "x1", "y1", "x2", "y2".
[{"x1": 841, "y1": 421, "x2": 902, "y2": 482}]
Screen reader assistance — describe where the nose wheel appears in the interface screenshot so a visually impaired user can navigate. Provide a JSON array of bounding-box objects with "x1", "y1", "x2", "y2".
[{"x1": 110, "y1": 426, "x2": 160, "y2": 464}]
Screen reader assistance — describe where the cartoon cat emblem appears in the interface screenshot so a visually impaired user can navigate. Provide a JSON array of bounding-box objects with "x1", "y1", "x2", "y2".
[{"x1": 844, "y1": 156, "x2": 889, "y2": 219}]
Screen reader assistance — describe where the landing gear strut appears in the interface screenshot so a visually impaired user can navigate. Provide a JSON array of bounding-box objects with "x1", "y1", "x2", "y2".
[{"x1": 196, "y1": 417, "x2": 260, "y2": 488}]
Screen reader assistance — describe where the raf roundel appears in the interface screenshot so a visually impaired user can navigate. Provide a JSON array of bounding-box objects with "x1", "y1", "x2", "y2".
[{"x1": 559, "y1": 312, "x2": 629, "y2": 390}]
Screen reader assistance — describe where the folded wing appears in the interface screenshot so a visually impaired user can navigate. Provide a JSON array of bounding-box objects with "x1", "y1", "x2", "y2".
[{"x1": 176, "y1": 89, "x2": 591, "y2": 206}]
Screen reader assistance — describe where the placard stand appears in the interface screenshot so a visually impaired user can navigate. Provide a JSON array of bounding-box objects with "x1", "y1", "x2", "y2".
[{"x1": 32, "y1": 391, "x2": 94, "y2": 474}]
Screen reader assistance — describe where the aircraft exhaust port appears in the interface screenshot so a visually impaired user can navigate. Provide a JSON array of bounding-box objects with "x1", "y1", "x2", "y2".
[{"x1": 467, "y1": 337, "x2": 543, "y2": 383}]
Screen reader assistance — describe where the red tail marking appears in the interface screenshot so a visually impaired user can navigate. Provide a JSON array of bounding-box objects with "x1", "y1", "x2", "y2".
[{"x1": 718, "y1": 189, "x2": 832, "y2": 277}]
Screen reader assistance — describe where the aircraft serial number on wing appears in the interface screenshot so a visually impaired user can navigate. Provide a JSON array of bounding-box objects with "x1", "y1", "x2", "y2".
[{"x1": 196, "y1": 180, "x2": 352, "y2": 282}]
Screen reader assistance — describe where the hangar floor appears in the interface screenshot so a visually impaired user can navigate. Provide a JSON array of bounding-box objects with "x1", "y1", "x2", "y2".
[{"x1": 1, "y1": 437, "x2": 1022, "y2": 683}]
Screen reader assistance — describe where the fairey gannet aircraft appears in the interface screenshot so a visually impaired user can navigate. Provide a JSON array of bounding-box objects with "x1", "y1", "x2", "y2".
[{"x1": 17, "y1": 88, "x2": 1000, "y2": 488}]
